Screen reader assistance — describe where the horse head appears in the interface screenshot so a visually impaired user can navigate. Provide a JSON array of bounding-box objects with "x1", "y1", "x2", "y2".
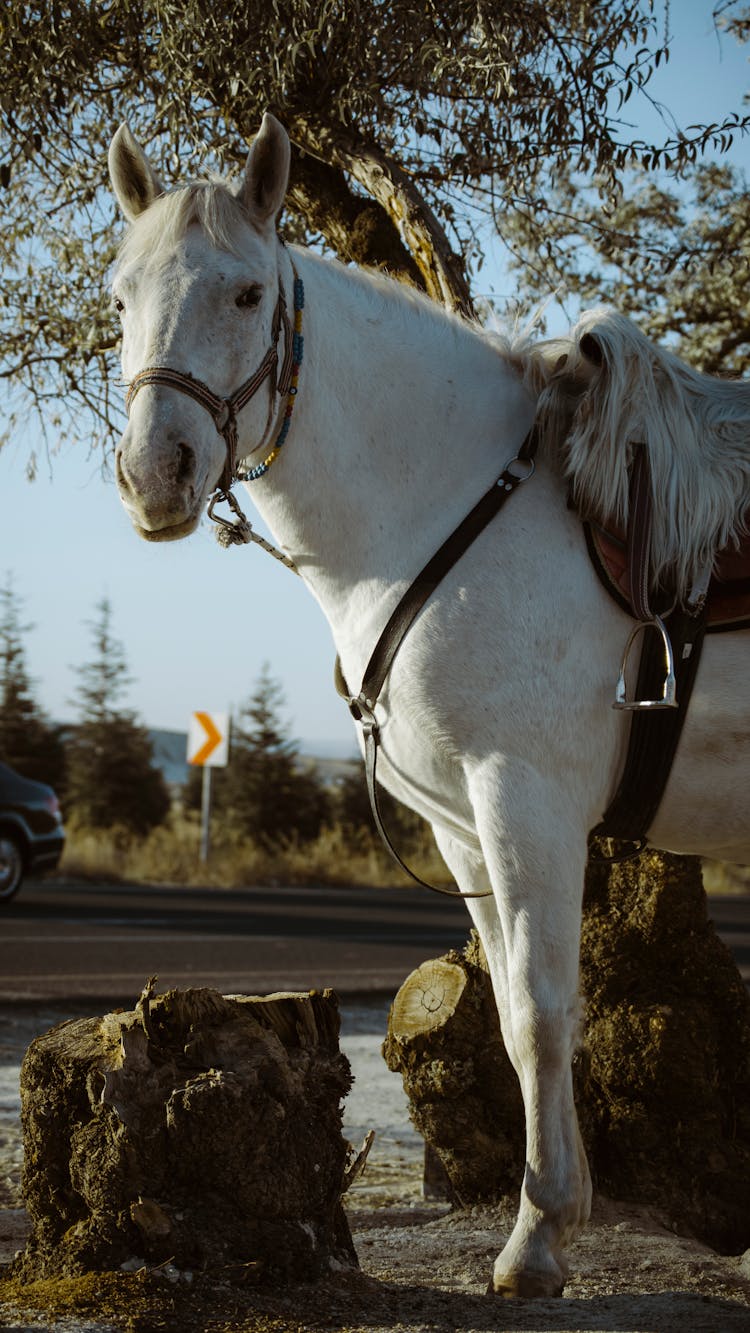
[{"x1": 108, "y1": 114, "x2": 291, "y2": 540}]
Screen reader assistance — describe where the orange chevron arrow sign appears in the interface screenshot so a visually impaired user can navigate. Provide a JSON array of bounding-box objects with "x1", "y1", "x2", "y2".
[{"x1": 187, "y1": 711, "x2": 229, "y2": 767}]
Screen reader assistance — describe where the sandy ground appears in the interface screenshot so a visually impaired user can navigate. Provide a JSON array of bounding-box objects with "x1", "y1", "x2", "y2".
[{"x1": 1, "y1": 999, "x2": 749, "y2": 1332}]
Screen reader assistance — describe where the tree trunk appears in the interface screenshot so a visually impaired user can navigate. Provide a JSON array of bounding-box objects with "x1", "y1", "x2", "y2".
[
  {"x1": 384, "y1": 852, "x2": 750, "y2": 1253},
  {"x1": 291, "y1": 120, "x2": 476, "y2": 317},
  {"x1": 16, "y1": 985, "x2": 357, "y2": 1282}
]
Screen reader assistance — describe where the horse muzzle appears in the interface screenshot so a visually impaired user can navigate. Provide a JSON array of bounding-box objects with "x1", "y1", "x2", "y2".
[{"x1": 115, "y1": 423, "x2": 209, "y2": 541}]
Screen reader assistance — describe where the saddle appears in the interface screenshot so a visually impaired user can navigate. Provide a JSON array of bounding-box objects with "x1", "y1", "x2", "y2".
[{"x1": 587, "y1": 521, "x2": 750, "y2": 633}]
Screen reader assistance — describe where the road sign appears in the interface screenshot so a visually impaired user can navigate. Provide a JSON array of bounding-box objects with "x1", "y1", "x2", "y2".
[{"x1": 187, "y1": 711, "x2": 229, "y2": 767}]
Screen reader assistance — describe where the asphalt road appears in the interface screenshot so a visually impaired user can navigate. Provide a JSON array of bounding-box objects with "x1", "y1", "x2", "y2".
[
  {"x1": 0, "y1": 877, "x2": 471, "y2": 1004},
  {"x1": 0, "y1": 878, "x2": 747, "y2": 1006}
]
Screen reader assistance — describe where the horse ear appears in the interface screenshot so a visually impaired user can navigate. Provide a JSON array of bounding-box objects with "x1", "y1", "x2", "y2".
[
  {"x1": 108, "y1": 124, "x2": 165, "y2": 222},
  {"x1": 242, "y1": 113, "x2": 290, "y2": 230},
  {"x1": 580, "y1": 332, "x2": 605, "y2": 368}
]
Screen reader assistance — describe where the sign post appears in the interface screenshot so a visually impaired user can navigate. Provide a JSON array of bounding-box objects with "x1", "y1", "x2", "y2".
[{"x1": 187, "y1": 712, "x2": 229, "y2": 863}]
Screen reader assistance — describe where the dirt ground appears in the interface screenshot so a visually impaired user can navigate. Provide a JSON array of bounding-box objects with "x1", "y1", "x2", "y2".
[{"x1": 1, "y1": 1002, "x2": 749, "y2": 1333}]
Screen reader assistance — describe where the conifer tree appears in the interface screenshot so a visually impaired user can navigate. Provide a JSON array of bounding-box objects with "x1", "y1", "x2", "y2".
[
  {"x1": 0, "y1": 576, "x2": 65, "y2": 788},
  {"x1": 215, "y1": 664, "x2": 329, "y2": 846},
  {"x1": 66, "y1": 598, "x2": 170, "y2": 834}
]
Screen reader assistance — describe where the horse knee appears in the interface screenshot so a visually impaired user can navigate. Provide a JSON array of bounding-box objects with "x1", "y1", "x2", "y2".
[{"x1": 506, "y1": 995, "x2": 581, "y2": 1080}]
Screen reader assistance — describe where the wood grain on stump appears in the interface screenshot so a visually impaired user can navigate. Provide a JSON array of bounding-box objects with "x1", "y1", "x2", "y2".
[
  {"x1": 16, "y1": 985, "x2": 357, "y2": 1282},
  {"x1": 383, "y1": 950, "x2": 524, "y2": 1204}
]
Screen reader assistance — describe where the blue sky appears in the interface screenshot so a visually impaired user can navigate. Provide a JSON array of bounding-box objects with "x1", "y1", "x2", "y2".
[{"x1": 1, "y1": 2, "x2": 748, "y2": 756}]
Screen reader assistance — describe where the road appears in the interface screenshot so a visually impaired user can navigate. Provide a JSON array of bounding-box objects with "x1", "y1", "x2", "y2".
[
  {"x1": 0, "y1": 877, "x2": 471, "y2": 1004},
  {"x1": 0, "y1": 878, "x2": 747, "y2": 1005}
]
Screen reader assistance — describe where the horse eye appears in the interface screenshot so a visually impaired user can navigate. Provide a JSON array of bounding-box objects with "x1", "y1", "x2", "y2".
[
  {"x1": 113, "y1": 295, "x2": 125, "y2": 315},
  {"x1": 236, "y1": 286, "x2": 262, "y2": 309}
]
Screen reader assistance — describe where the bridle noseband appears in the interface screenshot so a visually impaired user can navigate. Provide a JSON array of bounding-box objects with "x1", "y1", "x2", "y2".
[
  {"x1": 121, "y1": 249, "x2": 305, "y2": 564},
  {"x1": 124, "y1": 275, "x2": 296, "y2": 496}
]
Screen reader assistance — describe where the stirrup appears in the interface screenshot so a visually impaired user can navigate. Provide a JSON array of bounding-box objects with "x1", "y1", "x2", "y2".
[{"x1": 613, "y1": 615, "x2": 678, "y2": 710}]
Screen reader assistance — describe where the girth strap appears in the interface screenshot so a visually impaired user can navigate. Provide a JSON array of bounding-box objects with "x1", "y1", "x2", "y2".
[
  {"x1": 335, "y1": 424, "x2": 540, "y2": 898},
  {"x1": 589, "y1": 596, "x2": 708, "y2": 859}
]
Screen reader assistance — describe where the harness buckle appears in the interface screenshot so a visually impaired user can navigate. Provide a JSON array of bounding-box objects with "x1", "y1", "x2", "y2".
[
  {"x1": 613, "y1": 615, "x2": 678, "y2": 710},
  {"x1": 348, "y1": 693, "x2": 379, "y2": 734},
  {"x1": 497, "y1": 454, "x2": 535, "y2": 493}
]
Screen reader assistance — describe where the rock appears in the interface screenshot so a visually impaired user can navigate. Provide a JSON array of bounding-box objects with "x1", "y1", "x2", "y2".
[
  {"x1": 382, "y1": 946, "x2": 524, "y2": 1203},
  {"x1": 578, "y1": 851, "x2": 750, "y2": 1253}
]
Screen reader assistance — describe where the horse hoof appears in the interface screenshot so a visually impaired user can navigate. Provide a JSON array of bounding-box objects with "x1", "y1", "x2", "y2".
[{"x1": 487, "y1": 1270, "x2": 564, "y2": 1299}]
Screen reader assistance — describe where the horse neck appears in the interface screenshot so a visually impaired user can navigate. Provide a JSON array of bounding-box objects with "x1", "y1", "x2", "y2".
[{"x1": 248, "y1": 247, "x2": 536, "y2": 662}]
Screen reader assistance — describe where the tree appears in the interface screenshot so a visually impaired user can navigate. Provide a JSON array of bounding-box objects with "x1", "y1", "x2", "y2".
[
  {"x1": 335, "y1": 759, "x2": 427, "y2": 846},
  {"x1": 210, "y1": 664, "x2": 329, "y2": 846},
  {"x1": 66, "y1": 598, "x2": 170, "y2": 834},
  {"x1": 2, "y1": 1, "x2": 748, "y2": 465},
  {"x1": 498, "y1": 158, "x2": 750, "y2": 374},
  {"x1": 0, "y1": 575, "x2": 66, "y2": 788}
]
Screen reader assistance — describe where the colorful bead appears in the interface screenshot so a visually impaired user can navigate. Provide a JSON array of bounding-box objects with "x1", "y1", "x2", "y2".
[{"x1": 238, "y1": 269, "x2": 304, "y2": 483}]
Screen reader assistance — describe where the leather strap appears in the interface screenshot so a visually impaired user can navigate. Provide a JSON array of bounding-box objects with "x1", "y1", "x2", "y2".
[
  {"x1": 125, "y1": 282, "x2": 293, "y2": 492},
  {"x1": 627, "y1": 446, "x2": 653, "y2": 622},
  {"x1": 590, "y1": 598, "x2": 708, "y2": 857},
  {"x1": 335, "y1": 424, "x2": 540, "y2": 897}
]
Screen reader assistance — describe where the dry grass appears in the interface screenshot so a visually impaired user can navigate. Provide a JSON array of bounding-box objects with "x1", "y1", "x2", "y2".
[
  {"x1": 702, "y1": 859, "x2": 750, "y2": 895},
  {"x1": 59, "y1": 815, "x2": 453, "y2": 890},
  {"x1": 59, "y1": 818, "x2": 748, "y2": 897}
]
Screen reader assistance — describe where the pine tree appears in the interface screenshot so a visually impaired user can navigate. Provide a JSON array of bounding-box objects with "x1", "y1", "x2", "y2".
[
  {"x1": 66, "y1": 598, "x2": 170, "y2": 835},
  {"x1": 216, "y1": 665, "x2": 329, "y2": 846},
  {"x1": 0, "y1": 575, "x2": 65, "y2": 788}
]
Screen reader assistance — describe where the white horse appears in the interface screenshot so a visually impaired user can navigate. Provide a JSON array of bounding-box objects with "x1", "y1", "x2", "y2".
[{"x1": 107, "y1": 113, "x2": 750, "y2": 1298}]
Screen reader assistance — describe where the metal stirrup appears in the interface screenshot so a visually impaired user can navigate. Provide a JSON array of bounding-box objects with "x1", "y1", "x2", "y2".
[{"x1": 613, "y1": 615, "x2": 678, "y2": 710}]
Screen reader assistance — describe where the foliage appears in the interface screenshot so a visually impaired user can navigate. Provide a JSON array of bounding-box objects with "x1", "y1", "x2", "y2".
[
  {"x1": 500, "y1": 159, "x2": 750, "y2": 373},
  {"x1": 65, "y1": 598, "x2": 170, "y2": 835},
  {"x1": 2, "y1": 1, "x2": 749, "y2": 466},
  {"x1": 0, "y1": 575, "x2": 66, "y2": 788},
  {"x1": 334, "y1": 759, "x2": 430, "y2": 845},
  {"x1": 192, "y1": 664, "x2": 331, "y2": 846}
]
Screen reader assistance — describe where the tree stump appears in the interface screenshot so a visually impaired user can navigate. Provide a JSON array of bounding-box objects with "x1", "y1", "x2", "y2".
[
  {"x1": 384, "y1": 852, "x2": 750, "y2": 1253},
  {"x1": 578, "y1": 851, "x2": 750, "y2": 1252},
  {"x1": 382, "y1": 945, "x2": 524, "y2": 1203},
  {"x1": 16, "y1": 985, "x2": 357, "y2": 1282}
]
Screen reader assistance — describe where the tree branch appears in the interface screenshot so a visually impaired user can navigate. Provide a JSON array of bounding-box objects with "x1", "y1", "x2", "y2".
[
  {"x1": 287, "y1": 149, "x2": 423, "y2": 288},
  {"x1": 291, "y1": 120, "x2": 475, "y2": 318}
]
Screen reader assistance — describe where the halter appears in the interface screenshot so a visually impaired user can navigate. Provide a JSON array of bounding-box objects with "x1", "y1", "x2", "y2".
[{"x1": 124, "y1": 264, "x2": 304, "y2": 557}]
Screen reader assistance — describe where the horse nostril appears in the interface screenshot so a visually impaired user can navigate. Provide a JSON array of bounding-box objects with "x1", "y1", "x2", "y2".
[
  {"x1": 115, "y1": 449, "x2": 131, "y2": 495},
  {"x1": 175, "y1": 442, "x2": 196, "y2": 487}
]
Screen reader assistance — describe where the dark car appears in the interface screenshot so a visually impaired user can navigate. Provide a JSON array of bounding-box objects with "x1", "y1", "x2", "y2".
[{"x1": 0, "y1": 762, "x2": 65, "y2": 903}]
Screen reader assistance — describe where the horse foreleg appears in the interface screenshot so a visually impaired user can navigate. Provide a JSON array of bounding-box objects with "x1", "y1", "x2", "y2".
[{"x1": 435, "y1": 800, "x2": 591, "y2": 1299}]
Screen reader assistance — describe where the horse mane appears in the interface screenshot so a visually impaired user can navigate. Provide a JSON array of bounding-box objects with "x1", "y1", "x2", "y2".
[
  {"x1": 117, "y1": 180, "x2": 251, "y2": 266},
  {"x1": 522, "y1": 307, "x2": 750, "y2": 598}
]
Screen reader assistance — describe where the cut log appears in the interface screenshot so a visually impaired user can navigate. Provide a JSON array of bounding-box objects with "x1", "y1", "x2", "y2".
[
  {"x1": 383, "y1": 852, "x2": 750, "y2": 1254},
  {"x1": 16, "y1": 985, "x2": 357, "y2": 1282},
  {"x1": 383, "y1": 950, "x2": 524, "y2": 1203}
]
